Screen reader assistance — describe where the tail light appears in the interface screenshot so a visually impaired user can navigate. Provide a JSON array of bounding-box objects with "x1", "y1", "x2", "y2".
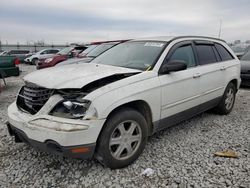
[{"x1": 14, "y1": 58, "x2": 20, "y2": 65}]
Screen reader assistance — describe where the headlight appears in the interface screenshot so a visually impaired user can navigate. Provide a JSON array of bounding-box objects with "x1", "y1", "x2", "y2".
[
  {"x1": 50, "y1": 99, "x2": 91, "y2": 119},
  {"x1": 45, "y1": 58, "x2": 53, "y2": 63}
]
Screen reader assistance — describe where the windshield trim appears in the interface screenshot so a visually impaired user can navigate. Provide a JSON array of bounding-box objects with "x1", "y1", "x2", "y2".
[{"x1": 149, "y1": 40, "x2": 168, "y2": 71}]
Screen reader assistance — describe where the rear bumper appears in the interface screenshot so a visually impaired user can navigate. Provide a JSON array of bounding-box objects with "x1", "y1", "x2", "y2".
[
  {"x1": 241, "y1": 74, "x2": 250, "y2": 86},
  {"x1": 6, "y1": 122, "x2": 96, "y2": 159},
  {"x1": 0, "y1": 67, "x2": 19, "y2": 78}
]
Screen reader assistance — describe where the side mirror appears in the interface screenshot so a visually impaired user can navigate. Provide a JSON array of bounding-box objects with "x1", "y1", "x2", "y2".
[{"x1": 159, "y1": 60, "x2": 187, "y2": 74}]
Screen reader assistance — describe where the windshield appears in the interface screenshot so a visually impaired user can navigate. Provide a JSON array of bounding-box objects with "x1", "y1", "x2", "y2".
[
  {"x1": 87, "y1": 43, "x2": 116, "y2": 57},
  {"x1": 91, "y1": 41, "x2": 166, "y2": 70},
  {"x1": 241, "y1": 50, "x2": 250, "y2": 61},
  {"x1": 58, "y1": 47, "x2": 74, "y2": 55}
]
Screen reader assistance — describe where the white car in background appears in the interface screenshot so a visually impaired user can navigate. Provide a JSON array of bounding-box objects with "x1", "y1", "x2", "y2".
[
  {"x1": 7, "y1": 36, "x2": 240, "y2": 169},
  {"x1": 24, "y1": 49, "x2": 59, "y2": 65}
]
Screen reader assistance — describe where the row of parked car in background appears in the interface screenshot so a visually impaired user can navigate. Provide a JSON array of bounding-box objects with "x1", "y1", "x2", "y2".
[{"x1": 0, "y1": 39, "x2": 250, "y2": 86}]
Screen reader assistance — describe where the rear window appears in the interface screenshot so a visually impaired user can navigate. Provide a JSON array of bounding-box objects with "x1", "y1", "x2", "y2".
[
  {"x1": 215, "y1": 43, "x2": 234, "y2": 61},
  {"x1": 196, "y1": 45, "x2": 217, "y2": 65}
]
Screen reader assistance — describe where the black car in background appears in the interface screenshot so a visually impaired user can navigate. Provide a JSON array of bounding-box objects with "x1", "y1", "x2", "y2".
[{"x1": 240, "y1": 50, "x2": 250, "y2": 86}]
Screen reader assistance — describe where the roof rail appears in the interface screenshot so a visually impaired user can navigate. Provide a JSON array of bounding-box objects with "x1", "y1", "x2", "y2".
[{"x1": 170, "y1": 36, "x2": 226, "y2": 43}]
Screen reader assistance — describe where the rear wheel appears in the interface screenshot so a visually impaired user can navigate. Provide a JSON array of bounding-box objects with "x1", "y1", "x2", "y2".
[
  {"x1": 95, "y1": 108, "x2": 148, "y2": 169},
  {"x1": 214, "y1": 82, "x2": 236, "y2": 115}
]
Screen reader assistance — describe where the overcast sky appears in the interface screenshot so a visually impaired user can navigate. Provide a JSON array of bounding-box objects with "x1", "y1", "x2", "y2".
[{"x1": 0, "y1": 0, "x2": 249, "y2": 44}]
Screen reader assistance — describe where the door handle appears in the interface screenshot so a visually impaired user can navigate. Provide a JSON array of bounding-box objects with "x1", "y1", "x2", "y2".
[
  {"x1": 193, "y1": 73, "x2": 201, "y2": 78},
  {"x1": 220, "y1": 66, "x2": 226, "y2": 71}
]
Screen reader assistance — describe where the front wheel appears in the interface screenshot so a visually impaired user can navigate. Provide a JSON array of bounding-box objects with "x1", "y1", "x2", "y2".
[
  {"x1": 95, "y1": 108, "x2": 148, "y2": 169},
  {"x1": 31, "y1": 58, "x2": 38, "y2": 65},
  {"x1": 214, "y1": 82, "x2": 236, "y2": 115}
]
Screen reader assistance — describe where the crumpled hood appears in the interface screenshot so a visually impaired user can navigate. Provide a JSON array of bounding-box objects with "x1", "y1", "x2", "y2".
[{"x1": 24, "y1": 63, "x2": 141, "y2": 89}]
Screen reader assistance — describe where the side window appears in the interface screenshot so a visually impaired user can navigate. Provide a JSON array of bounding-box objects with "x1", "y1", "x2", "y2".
[
  {"x1": 215, "y1": 43, "x2": 234, "y2": 61},
  {"x1": 212, "y1": 46, "x2": 221, "y2": 61},
  {"x1": 196, "y1": 44, "x2": 217, "y2": 65},
  {"x1": 9, "y1": 51, "x2": 15, "y2": 54},
  {"x1": 169, "y1": 45, "x2": 196, "y2": 68},
  {"x1": 40, "y1": 50, "x2": 47, "y2": 54},
  {"x1": 51, "y1": 50, "x2": 59, "y2": 54}
]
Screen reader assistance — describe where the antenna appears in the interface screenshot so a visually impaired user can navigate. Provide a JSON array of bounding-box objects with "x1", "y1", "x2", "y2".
[{"x1": 218, "y1": 19, "x2": 222, "y2": 38}]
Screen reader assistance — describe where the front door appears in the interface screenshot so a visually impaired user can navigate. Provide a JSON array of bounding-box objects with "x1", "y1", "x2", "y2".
[{"x1": 158, "y1": 41, "x2": 201, "y2": 130}]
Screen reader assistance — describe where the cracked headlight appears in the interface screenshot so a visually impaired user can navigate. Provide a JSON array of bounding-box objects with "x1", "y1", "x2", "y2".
[{"x1": 50, "y1": 99, "x2": 91, "y2": 119}]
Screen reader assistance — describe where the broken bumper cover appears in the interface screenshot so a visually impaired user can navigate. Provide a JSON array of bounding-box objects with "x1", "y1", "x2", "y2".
[
  {"x1": 7, "y1": 102, "x2": 106, "y2": 159},
  {"x1": 7, "y1": 123, "x2": 95, "y2": 159}
]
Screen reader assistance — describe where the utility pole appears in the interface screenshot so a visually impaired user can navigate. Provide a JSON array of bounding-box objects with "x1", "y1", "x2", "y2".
[
  {"x1": 0, "y1": 37, "x2": 2, "y2": 51},
  {"x1": 218, "y1": 19, "x2": 222, "y2": 39}
]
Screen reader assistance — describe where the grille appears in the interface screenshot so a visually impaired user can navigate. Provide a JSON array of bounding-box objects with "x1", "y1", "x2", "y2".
[{"x1": 17, "y1": 84, "x2": 54, "y2": 114}]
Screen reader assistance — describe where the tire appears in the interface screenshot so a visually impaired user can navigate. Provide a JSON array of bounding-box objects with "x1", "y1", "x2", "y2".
[
  {"x1": 31, "y1": 58, "x2": 38, "y2": 65},
  {"x1": 214, "y1": 82, "x2": 236, "y2": 115},
  {"x1": 95, "y1": 108, "x2": 148, "y2": 169}
]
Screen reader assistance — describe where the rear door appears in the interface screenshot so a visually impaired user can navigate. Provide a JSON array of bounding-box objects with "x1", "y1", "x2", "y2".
[
  {"x1": 194, "y1": 41, "x2": 225, "y2": 106},
  {"x1": 40, "y1": 50, "x2": 55, "y2": 59}
]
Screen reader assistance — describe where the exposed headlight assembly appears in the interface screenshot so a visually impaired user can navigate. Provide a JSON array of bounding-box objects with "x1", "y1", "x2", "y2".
[{"x1": 50, "y1": 99, "x2": 92, "y2": 119}]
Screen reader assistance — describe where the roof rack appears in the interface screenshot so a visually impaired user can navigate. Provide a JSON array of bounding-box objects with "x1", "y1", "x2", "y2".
[{"x1": 170, "y1": 36, "x2": 226, "y2": 43}]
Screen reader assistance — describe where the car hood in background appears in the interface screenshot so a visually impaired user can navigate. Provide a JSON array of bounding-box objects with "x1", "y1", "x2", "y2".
[
  {"x1": 56, "y1": 57, "x2": 93, "y2": 66},
  {"x1": 24, "y1": 63, "x2": 141, "y2": 89}
]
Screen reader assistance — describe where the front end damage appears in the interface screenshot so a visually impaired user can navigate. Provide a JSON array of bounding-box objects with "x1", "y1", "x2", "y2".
[
  {"x1": 6, "y1": 121, "x2": 96, "y2": 159},
  {"x1": 7, "y1": 72, "x2": 139, "y2": 159}
]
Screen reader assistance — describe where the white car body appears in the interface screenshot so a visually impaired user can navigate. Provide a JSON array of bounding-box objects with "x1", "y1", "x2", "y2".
[
  {"x1": 24, "y1": 49, "x2": 59, "y2": 64},
  {"x1": 7, "y1": 36, "x2": 241, "y2": 163}
]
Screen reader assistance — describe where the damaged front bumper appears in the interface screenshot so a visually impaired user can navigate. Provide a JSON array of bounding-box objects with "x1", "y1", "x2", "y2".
[
  {"x1": 6, "y1": 123, "x2": 96, "y2": 159},
  {"x1": 7, "y1": 102, "x2": 106, "y2": 159}
]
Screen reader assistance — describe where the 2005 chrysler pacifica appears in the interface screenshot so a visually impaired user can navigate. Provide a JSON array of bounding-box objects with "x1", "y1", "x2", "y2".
[{"x1": 7, "y1": 36, "x2": 241, "y2": 169}]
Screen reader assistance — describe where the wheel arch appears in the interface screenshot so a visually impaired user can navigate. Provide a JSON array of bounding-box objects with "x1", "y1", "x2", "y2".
[
  {"x1": 98, "y1": 100, "x2": 154, "y2": 138},
  {"x1": 229, "y1": 79, "x2": 239, "y2": 91}
]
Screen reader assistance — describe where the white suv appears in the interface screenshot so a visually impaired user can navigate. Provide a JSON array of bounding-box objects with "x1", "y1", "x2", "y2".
[
  {"x1": 24, "y1": 49, "x2": 59, "y2": 65},
  {"x1": 7, "y1": 36, "x2": 241, "y2": 169}
]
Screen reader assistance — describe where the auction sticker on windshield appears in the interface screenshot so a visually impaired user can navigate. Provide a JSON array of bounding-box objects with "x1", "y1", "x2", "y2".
[{"x1": 144, "y1": 42, "x2": 164, "y2": 47}]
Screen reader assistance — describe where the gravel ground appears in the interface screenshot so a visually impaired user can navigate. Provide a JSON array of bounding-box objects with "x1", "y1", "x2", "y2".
[{"x1": 0, "y1": 64, "x2": 249, "y2": 188}]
